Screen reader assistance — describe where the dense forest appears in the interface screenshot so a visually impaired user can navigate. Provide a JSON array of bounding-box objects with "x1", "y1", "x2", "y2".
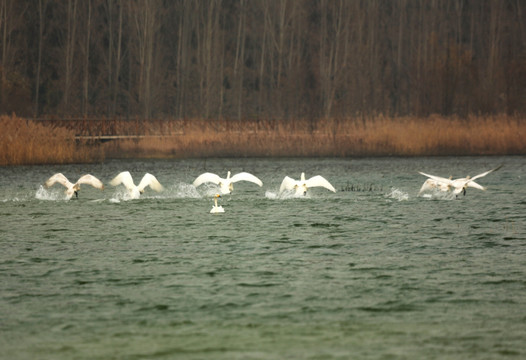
[{"x1": 1, "y1": 0, "x2": 525, "y2": 120}]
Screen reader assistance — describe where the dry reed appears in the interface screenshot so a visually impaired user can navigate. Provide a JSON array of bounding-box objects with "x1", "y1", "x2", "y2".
[
  {"x1": 3, "y1": 115, "x2": 524, "y2": 165},
  {"x1": 104, "y1": 114, "x2": 525, "y2": 158},
  {"x1": 0, "y1": 115, "x2": 103, "y2": 166}
]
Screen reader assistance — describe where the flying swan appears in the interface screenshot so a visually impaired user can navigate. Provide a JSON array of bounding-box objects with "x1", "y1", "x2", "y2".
[
  {"x1": 110, "y1": 171, "x2": 164, "y2": 199},
  {"x1": 210, "y1": 194, "x2": 225, "y2": 213},
  {"x1": 193, "y1": 171, "x2": 263, "y2": 194},
  {"x1": 44, "y1": 173, "x2": 104, "y2": 199},
  {"x1": 418, "y1": 165, "x2": 502, "y2": 196},
  {"x1": 279, "y1": 172, "x2": 336, "y2": 196}
]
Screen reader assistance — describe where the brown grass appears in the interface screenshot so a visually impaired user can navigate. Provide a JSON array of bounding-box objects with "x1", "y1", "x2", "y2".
[
  {"x1": 2, "y1": 114, "x2": 524, "y2": 165},
  {"x1": 0, "y1": 115, "x2": 103, "y2": 166},
  {"x1": 104, "y1": 114, "x2": 526, "y2": 158}
]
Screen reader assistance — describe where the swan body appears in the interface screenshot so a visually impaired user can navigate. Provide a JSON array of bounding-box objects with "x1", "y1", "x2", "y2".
[
  {"x1": 279, "y1": 172, "x2": 336, "y2": 196},
  {"x1": 418, "y1": 165, "x2": 502, "y2": 196},
  {"x1": 110, "y1": 171, "x2": 164, "y2": 199},
  {"x1": 193, "y1": 171, "x2": 262, "y2": 194},
  {"x1": 210, "y1": 194, "x2": 225, "y2": 213},
  {"x1": 418, "y1": 177, "x2": 453, "y2": 195},
  {"x1": 45, "y1": 173, "x2": 104, "y2": 199}
]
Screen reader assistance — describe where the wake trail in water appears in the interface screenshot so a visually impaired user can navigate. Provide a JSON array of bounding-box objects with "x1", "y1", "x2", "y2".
[
  {"x1": 420, "y1": 190, "x2": 457, "y2": 201},
  {"x1": 108, "y1": 182, "x2": 203, "y2": 202},
  {"x1": 265, "y1": 190, "x2": 311, "y2": 200}
]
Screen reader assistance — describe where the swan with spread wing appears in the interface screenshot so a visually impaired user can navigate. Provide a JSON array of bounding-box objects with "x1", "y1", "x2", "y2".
[
  {"x1": 45, "y1": 173, "x2": 104, "y2": 199},
  {"x1": 279, "y1": 172, "x2": 336, "y2": 196},
  {"x1": 110, "y1": 171, "x2": 164, "y2": 199},
  {"x1": 418, "y1": 165, "x2": 502, "y2": 196},
  {"x1": 193, "y1": 171, "x2": 262, "y2": 194}
]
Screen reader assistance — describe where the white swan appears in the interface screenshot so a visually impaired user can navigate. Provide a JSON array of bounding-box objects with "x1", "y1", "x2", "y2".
[
  {"x1": 418, "y1": 176, "x2": 453, "y2": 195},
  {"x1": 210, "y1": 194, "x2": 225, "y2": 213},
  {"x1": 193, "y1": 171, "x2": 263, "y2": 194},
  {"x1": 418, "y1": 165, "x2": 502, "y2": 196},
  {"x1": 110, "y1": 171, "x2": 164, "y2": 199},
  {"x1": 44, "y1": 173, "x2": 104, "y2": 199},
  {"x1": 279, "y1": 172, "x2": 336, "y2": 196}
]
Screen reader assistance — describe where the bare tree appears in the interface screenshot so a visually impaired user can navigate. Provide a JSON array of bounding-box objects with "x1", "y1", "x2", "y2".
[
  {"x1": 63, "y1": 0, "x2": 78, "y2": 113},
  {"x1": 129, "y1": 0, "x2": 162, "y2": 119},
  {"x1": 0, "y1": 0, "x2": 26, "y2": 112},
  {"x1": 234, "y1": 0, "x2": 247, "y2": 120},
  {"x1": 82, "y1": 0, "x2": 92, "y2": 116},
  {"x1": 34, "y1": 0, "x2": 48, "y2": 117}
]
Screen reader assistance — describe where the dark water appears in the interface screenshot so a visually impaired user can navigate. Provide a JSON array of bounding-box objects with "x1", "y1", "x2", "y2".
[{"x1": 1, "y1": 157, "x2": 525, "y2": 359}]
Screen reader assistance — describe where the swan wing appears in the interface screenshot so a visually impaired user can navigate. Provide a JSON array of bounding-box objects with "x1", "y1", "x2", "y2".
[
  {"x1": 465, "y1": 180, "x2": 486, "y2": 191},
  {"x1": 138, "y1": 173, "x2": 164, "y2": 192},
  {"x1": 110, "y1": 171, "x2": 135, "y2": 190},
  {"x1": 418, "y1": 172, "x2": 452, "y2": 185},
  {"x1": 305, "y1": 175, "x2": 336, "y2": 192},
  {"x1": 279, "y1": 176, "x2": 297, "y2": 193},
  {"x1": 45, "y1": 173, "x2": 73, "y2": 189},
  {"x1": 193, "y1": 173, "x2": 222, "y2": 187},
  {"x1": 230, "y1": 172, "x2": 263, "y2": 186},
  {"x1": 470, "y1": 165, "x2": 502, "y2": 181},
  {"x1": 76, "y1": 174, "x2": 104, "y2": 190}
]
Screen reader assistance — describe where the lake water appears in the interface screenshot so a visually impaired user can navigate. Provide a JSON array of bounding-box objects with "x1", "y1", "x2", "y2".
[{"x1": 1, "y1": 156, "x2": 525, "y2": 359}]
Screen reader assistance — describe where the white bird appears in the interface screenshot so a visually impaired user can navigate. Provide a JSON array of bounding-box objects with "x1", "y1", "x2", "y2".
[
  {"x1": 279, "y1": 172, "x2": 336, "y2": 196},
  {"x1": 418, "y1": 165, "x2": 502, "y2": 196},
  {"x1": 210, "y1": 194, "x2": 225, "y2": 213},
  {"x1": 44, "y1": 173, "x2": 104, "y2": 199},
  {"x1": 418, "y1": 176, "x2": 453, "y2": 195},
  {"x1": 193, "y1": 171, "x2": 263, "y2": 194},
  {"x1": 110, "y1": 171, "x2": 164, "y2": 199}
]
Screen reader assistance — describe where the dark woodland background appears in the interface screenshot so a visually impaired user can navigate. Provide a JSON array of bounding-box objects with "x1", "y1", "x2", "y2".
[{"x1": 1, "y1": 0, "x2": 525, "y2": 120}]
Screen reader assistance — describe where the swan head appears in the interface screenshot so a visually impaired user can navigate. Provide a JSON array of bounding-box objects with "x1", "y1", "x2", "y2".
[{"x1": 214, "y1": 193, "x2": 222, "y2": 205}]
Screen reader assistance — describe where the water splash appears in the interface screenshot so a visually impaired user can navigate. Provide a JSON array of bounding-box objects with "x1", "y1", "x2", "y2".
[
  {"x1": 109, "y1": 188, "x2": 134, "y2": 202},
  {"x1": 385, "y1": 188, "x2": 409, "y2": 201},
  {"x1": 165, "y1": 182, "x2": 202, "y2": 198},
  {"x1": 265, "y1": 190, "x2": 279, "y2": 199},
  {"x1": 35, "y1": 185, "x2": 68, "y2": 201},
  {"x1": 108, "y1": 182, "x2": 202, "y2": 201}
]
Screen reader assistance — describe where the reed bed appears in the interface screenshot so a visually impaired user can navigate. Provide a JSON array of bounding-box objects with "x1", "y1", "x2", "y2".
[
  {"x1": 105, "y1": 114, "x2": 525, "y2": 158},
  {"x1": 0, "y1": 115, "x2": 103, "y2": 166},
  {"x1": 2, "y1": 114, "x2": 524, "y2": 165}
]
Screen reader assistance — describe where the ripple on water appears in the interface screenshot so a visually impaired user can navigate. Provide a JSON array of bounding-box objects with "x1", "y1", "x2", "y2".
[{"x1": 1, "y1": 157, "x2": 525, "y2": 360}]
